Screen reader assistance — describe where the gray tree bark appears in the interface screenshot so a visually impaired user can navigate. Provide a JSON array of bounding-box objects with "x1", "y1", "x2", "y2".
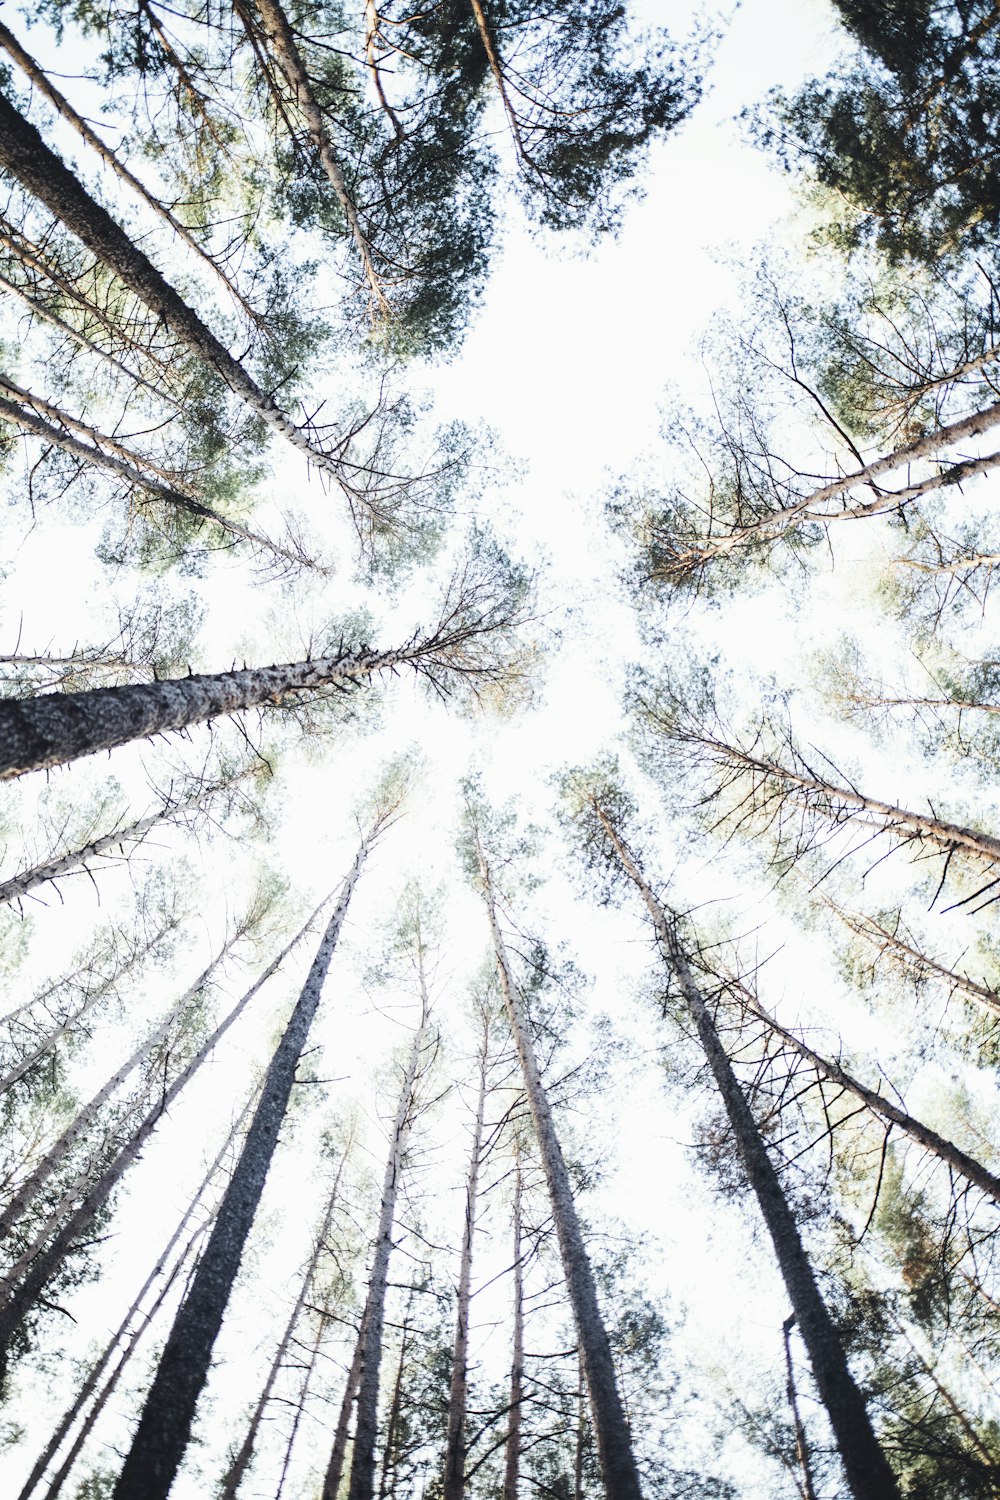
[
  {"x1": 593, "y1": 801, "x2": 901, "y2": 1500},
  {"x1": 113, "y1": 843, "x2": 370, "y2": 1499},
  {"x1": 473, "y1": 827, "x2": 643, "y2": 1500},
  {"x1": 322, "y1": 1301, "x2": 370, "y2": 1500},
  {"x1": 502, "y1": 1152, "x2": 524, "y2": 1500}
]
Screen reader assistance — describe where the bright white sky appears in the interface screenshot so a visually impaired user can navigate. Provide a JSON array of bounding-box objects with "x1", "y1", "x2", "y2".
[{"x1": 2, "y1": 0, "x2": 998, "y2": 1495}]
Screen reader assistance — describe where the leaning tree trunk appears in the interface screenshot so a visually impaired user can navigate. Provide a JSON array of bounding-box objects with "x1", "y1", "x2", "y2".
[
  {"x1": 502, "y1": 1151, "x2": 524, "y2": 1500},
  {"x1": 0, "y1": 639, "x2": 423, "y2": 779},
  {"x1": 725, "y1": 977, "x2": 1000, "y2": 1203},
  {"x1": 0, "y1": 892, "x2": 337, "y2": 1375},
  {"x1": 113, "y1": 843, "x2": 370, "y2": 1499},
  {"x1": 322, "y1": 1301, "x2": 370, "y2": 1500},
  {"x1": 474, "y1": 831, "x2": 643, "y2": 1500},
  {"x1": 219, "y1": 1139, "x2": 352, "y2": 1498},
  {"x1": 594, "y1": 801, "x2": 901, "y2": 1500},
  {"x1": 346, "y1": 988, "x2": 430, "y2": 1500},
  {"x1": 442, "y1": 1022, "x2": 489, "y2": 1500},
  {"x1": 14, "y1": 1096, "x2": 252, "y2": 1500},
  {"x1": 0, "y1": 86, "x2": 357, "y2": 488}
]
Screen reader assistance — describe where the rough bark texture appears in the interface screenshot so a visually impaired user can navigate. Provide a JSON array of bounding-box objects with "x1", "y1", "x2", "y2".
[
  {"x1": 15, "y1": 1103, "x2": 248, "y2": 1500},
  {"x1": 442, "y1": 1031, "x2": 488, "y2": 1500},
  {"x1": 346, "y1": 995, "x2": 429, "y2": 1500},
  {"x1": 113, "y1": 848, "x2": 367, "y2": 1500},
  {"x1": 731, "y1": 981, "x2": 1000, "y2": 1203},
  {"x1": 596, "y1": 805, "x2": 901, "y2": 1500},
  {"x1": 0, "y1": 644, "x2": 411, "y2": 779},
  {"x1": 0, "y1": 895, "x2": 333, "y2": 1370},
  {"x1": 220, "y1": 1143, "x2": 350, "y2": 1498},
  {"x1": 502, "y1": 1154, "x2": 524, "y2": 1500},
  {"x1": 0, "y1": 87, "x2": 345, "y2": 476},
  {"x1": 475, "y1": 833, "x2": 643, "y2": 1500}
]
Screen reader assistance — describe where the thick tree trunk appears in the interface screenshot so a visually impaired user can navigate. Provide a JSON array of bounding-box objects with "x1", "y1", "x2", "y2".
[
  {"x1": 594, "y1": 803, "x2": 901, "y2": 1500},
  {"x1": 220, "y1": 1140, "x2": 351, "y2": 1498},
  {"x1": 502, "y1": 1154, "x2": 523, "y2": 1500},
  {"x1": 727, "y1": 979, "x2": 1000, "y2": 1202},
  {"x1": 474, "y1": 832, "x2": 643, "y2": 1500},
  {"x1": 0, "y1": 641, "x2": 416, "y2": 779},
  {"x1": 0, "y1": 383, "x2": 307, "y2": 571},
  {"x1": 113, "y1": 845, "x2": 369, "y2": 1500},
  {"x1": 0, "y1": 892, "x2": 335, "y2": 1371},
  {"x1": 245, "y1": 0, "x2": 391, "y2": 317},
  {"x1": 442, "y1": 1025, "x2": 488, "y2": 1500},
  {"x1": 0, "y1": 87, "x2": 353, "y2": 484},
  {"x1": 346, "y1": 988, "x2": 430, "y2": 1500},
  {"x1": 15, "y1": 1100, "x2": 250, "y2": 1500}
]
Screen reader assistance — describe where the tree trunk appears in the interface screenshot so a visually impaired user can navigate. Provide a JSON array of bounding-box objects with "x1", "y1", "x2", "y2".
[
  {"x1": 726, "y1": 977, "x2": 1000, "y2": 1203},
  {"x1": 219, "y1": 1138, "x2": 352, "y2": 1498},
  {"x1": 0, "y1": 935, "x2": 240, "y2": 1247},
  {"x1": 0, "y1": 86, "x2": 355, "y2": 486},
  {"x1": 113, "y1": 843, "x2": 370, "y2": 1500},
  {"x1": 322, "y1": 1301, "x2": 370, "y2": 1500},
  {"x1": 15, "y1": 1098, "x2": 251, "y2": 1500},
  {"x1": 346, "y1": 984, "x2": 430, "y2": 1500},
  {"x1": 0, "y1": 641, "x2": 415, "y2": 779},
  {"x1": 442, "y1": 1020, "x2": 488, "y2": 1500},
  {"x1": 474, "y1": 829, "x2": 643, "y2": 1500},
  {"x1": 244, "y1": 0, "x2": 391, "y2": 317},
  {"x1": 782, "y1": 1316, "x2": 818, "y2": 1500},
  {"x1": 377, "y1": 1310, "x2": 411, "y2": 1500},
  {"x1": 0, "y1": 891, "x2": 336, "y2": 1371},
  {"x1": 594, "y1": 802, "x2": 901, "y2": 1500},
  {"x1": 0, "y1": 383, "x2": 308, "y2": 572},
  {"x1": 503, "y1": 1154, "x2": 523, "y2": 1500}
]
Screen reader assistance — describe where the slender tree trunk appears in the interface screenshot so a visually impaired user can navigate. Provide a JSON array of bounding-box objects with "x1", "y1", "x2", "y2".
[
  {"x1": 219, "y1": 1138, "x2": 352, "y2": 1498},
  {"x1": 782, "y1": 1316, "x2": 818, "y2": 1500},
  {"x1": 346, "y1": 988, "x2": 430, "y2": 1500},
  {"x1": 377, "y1": 1311, "x2": 411, "y2": 1500},
  {"x1": 0, "y1": 383, "x2": 307, "y2": 572},
  {"x1": 824, "y1": 898, "x2": 1000, "y2": 1019},
  {"x1": 593, "y1": 802, "x2": 901, "y2": 1500},
  {"x1": 727, "y1": 977, "x2": 1000, "y2": 1202},
  {"x1": 0, "y1": 936, "x2": 239, "y2": 1246},
  {"x1": 244, "y1": 0, "x2": 391, "y2": 317},
  {"x1": 113, "y1": 843, "x2": 370, "y2": 1500},
  {"x1": 0, "y1": 640, "x2": 421, "y2": 779},
  {"x1": 15, "y1": 1098, "x2": 251, "y2": 1500},
  {"x1": 467, "y1": 0, "x2": 532, "y2": 170},
  {"x1": 274, "y1": 1303, "x2": 331, "y2": 1500},
  {"x1": 0, "y1": 892, "x2": 336, "y2": 1371},
  {"x1": 574, "y1": 1347, "x2": 586, "y2": 1500},
  {"x1": 0, "y1": 86, "x2": 357, "y2": 486},
  {"x1": 0, "y1": 767, "x2": 256, "y2": 912},
  {"x1": 502, "y1": 1152, "x2": 523, "y2": 1500},
  {"x1": 322, "y1": 1301, "x2": 370, "y2": 1500},
  {"x1": 474, "y1": 830, "x2": 643, "y2": 1500},
  {"x1": 442, "y1": 1023, "x2": 488, "y2": 1500}
]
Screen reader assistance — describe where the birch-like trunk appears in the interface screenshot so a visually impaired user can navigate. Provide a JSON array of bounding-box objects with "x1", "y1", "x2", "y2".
[
  {"x1": 113, "y1": 845, "x2": 369, "y2": 1500},
  {"x1": 245, "y1": 0, "x2": 391, "y2": 318},
  {"x1": 15, "y1": 1098, "x2": 251, "y2": 1500},
  {"x1": 0, "y1": 383, "x2": 307, "y2": 572},
  {"x1": 727, "y1": 978, "x2": 1000, "y2": 1202},
  {"x1": 594, "y1": 803, "x2": 900, "y2": 1500},
  {"x1": 502, "y1": 1154, "x2": 523, "y2": 1500},
  {"x1": 474, "y1": 833, "x2": 643, "y2": 1500},
  {"x1": 442, "y1": 1025, "x2": 488, "y2": 1500},
  {"x1": 0, "y1": 640, "x2": 419, "y2": 779},
  {"x1": 219, "y1": 1140, "x2": 351, "y2": 1498},
  {"x1": 0, "y1": 17, "x2": 260, "y2": 325},
  {"x1": 0, "y1": 87, "x2": 355, "y2": 485},
  {"x1": 346, "y1": 990, "x2": 430, "y2": 1500},
  {"x1": 0, "y1": 893, "x2": 335, "y2": 1370}
]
